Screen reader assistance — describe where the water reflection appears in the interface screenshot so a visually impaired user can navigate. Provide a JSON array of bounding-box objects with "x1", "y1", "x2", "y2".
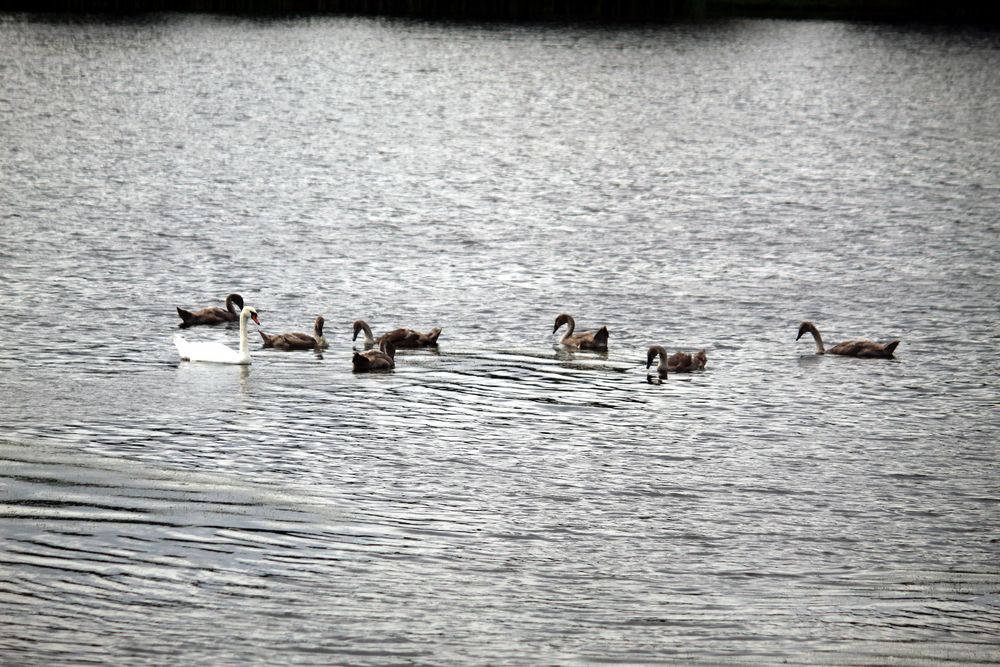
[{"x1": 552, "y1": 346, "x2": 609, "y2": 361}]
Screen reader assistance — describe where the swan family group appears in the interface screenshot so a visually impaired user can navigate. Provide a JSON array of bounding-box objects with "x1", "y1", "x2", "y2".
[{"x1": 172, "y1": 293, "x2": 902, "y2": 376}]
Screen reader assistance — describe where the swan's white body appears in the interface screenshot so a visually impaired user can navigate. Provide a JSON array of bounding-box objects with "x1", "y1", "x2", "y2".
[{"x1": 174, "y1": 306, "x2": 259, "y2": 365}]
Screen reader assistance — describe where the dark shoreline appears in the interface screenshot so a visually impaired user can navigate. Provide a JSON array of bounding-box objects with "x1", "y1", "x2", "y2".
[{"x1": 1, "y1": 0, "x2": 998, "y2": 23}]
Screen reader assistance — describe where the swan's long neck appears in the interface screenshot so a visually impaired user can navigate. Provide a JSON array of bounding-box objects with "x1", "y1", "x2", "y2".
[
  {"x1": 649, "y1": 346, "x2": 669, "y2": 376},
  {"x1": 314, "y1": 319, "x2": 327, "y2": 348},
  {"x1": 561, "y1": 315, "x2": 576, "y2": 340},
  {"x1": 361, "y1": 321, "x2": 375, "y2": 345},
  {"x1": 806, "y1": 324, "x2": 825, "y2": 354},
  {"x1": 226, "y1": 295, "x2": 239, "y2": 314},
  {"x1": 239, "y1": 310, "x2": 250, "y2": 360}
]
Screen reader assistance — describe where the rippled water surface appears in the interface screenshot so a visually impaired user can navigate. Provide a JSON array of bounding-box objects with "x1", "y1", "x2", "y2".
[{"x1": 2, "y1": 13, "x2": 999, "y2": 665}]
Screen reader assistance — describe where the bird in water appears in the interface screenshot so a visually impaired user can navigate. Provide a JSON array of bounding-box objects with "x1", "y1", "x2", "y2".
[
  {"x1": 259, "y1": 316, "x2": 328, "y2": 350},
  {"x1": 352, "y1": 319, "x2": 441, "y2": 349},
  {"x1": 552, "y1": 313, "x2": 609, "y2": 350},
  {"x1": 176, "y1": 293, "x2": 245, "y2": 328},
  {"x1": 173, "y1": 306, "x2": 260, "y2": 365},
  {"x1": 352, "y1": 341, "x2": 396, "y2": 372},
  {"x1": 796, "y1": 321, "x2": 900, "y2": 359},
  {"x1": 646, "y1": 345, "x2": 708, "y2": 379}
]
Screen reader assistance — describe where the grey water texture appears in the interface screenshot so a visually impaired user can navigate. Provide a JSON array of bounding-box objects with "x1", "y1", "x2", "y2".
[{"x1": 1, "y1": 13, "x2": 999, "y2": 666}]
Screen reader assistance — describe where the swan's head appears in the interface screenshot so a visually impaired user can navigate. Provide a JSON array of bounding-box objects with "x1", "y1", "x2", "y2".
[
  {"x1": 227, "y1": 293, "x2": 245, "y2": 310},
  {"x1": 243, "y1": 306, "x2": 260, "y2": 326},
  {"x1": 646, "y1": 345, "x2": 666, "y2": 369},
  {"x1": 796, "y1": 321, "x2": 817, "y2": 340},
  {"x1": 553, "y1": 313, "x2": 572, "y2": 334},
  {"x1": 314, "y1": 316, "x2": 325, "y2": 336},
  {"x1": 352, "y1": 320, "x2": 367, "y2": 341}
]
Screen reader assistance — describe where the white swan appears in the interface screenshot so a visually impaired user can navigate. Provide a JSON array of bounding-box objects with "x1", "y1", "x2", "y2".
[{"x1": 174, "y1": 306, "x2": 260, "y2": 365}]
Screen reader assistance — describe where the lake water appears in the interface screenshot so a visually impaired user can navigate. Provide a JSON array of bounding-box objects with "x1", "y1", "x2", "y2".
[{"x1": 1, "y1": 13, "x2": 999, "y2": 665}]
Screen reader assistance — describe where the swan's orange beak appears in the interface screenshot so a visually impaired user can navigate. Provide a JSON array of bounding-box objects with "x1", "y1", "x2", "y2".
[{"x1": 251, "y1": 313, "x2": 260, "y2": 326}]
